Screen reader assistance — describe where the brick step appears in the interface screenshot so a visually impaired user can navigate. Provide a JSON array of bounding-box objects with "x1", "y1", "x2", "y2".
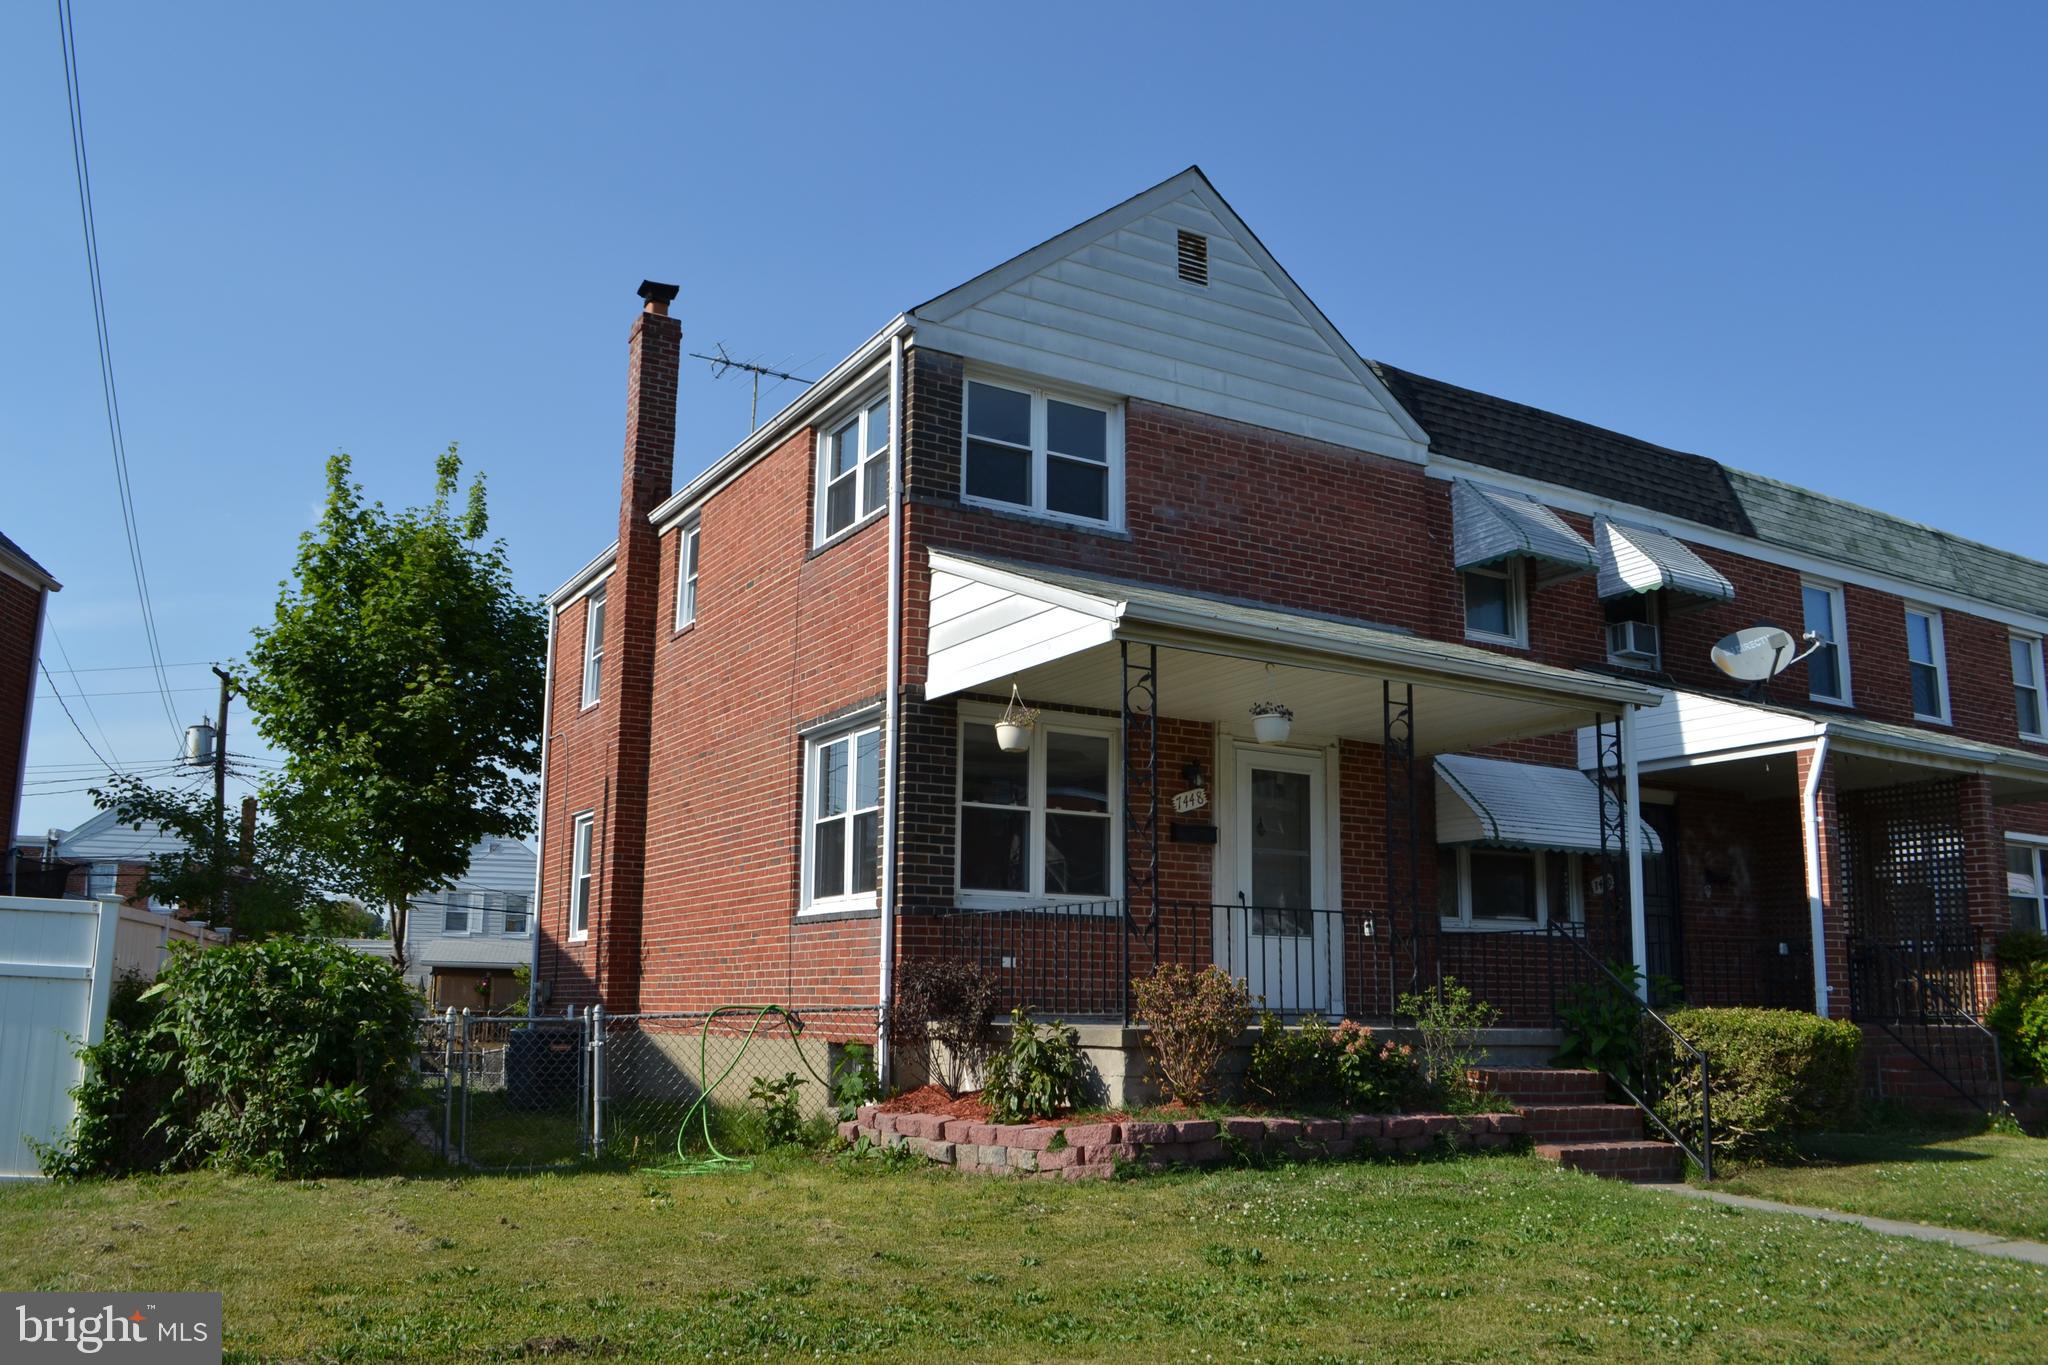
[
  {"x1": 1516, "y1": 1103, "x2": 1646, "y2": 1143},
  {"x1": 1469, "y1": 1067, "x2": 1607, "y2": 1106},
  {"x1": 1536, "y1": 1140, "x2": 1686, "y2": 1184}
]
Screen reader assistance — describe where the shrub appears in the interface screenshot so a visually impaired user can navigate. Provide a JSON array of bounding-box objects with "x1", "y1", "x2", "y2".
[
  {"x1": 1653, "y1": 1007, "x2": 1863, "y2": 1159},
  {"x1": 981, "y1": 1006, "x2": 1083, "y2": 1122},
  {"x1": 748, "y1": 1071, "x2": 805, "y2": 1147},
  {"x1": 888, "y1": 959, "x2": 1003, "y2": 1092},
  {"x1": 1397, "y1": 976, "x2": 1499, "y2": 1102},
  {"x1": 1553, "y1": 963, "x2": 1650, "y2": 1089},
  {"x1": 1243, "y1": 1012, "x2": 1427, "y2": 1112},
  {"x1": 1990, "y1": 934, "x2": 2048, "y2": 1082},
  {"x1": 40, "y1": 938, "x2": 419, "y2": 1179},
  {"x1": 1130, "y1": 963, "x2": 1252, "y2": 1107},
  {"x1": 831, "y1": 1043, "x2": 879, "y2": 1121}
]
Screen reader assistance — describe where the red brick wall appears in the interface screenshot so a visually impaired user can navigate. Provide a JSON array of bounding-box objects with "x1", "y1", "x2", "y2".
[{"x1": 0, "y1": 574, "x2": 43, "y2": 855}]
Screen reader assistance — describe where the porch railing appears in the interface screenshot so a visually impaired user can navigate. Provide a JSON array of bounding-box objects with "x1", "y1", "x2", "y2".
[
  {"x1": 1848, "y1": 934, "x2": 2006, "y2": 1113},
  {"x1": 913, "y1": 902, "x2": 1138, "y2": 1021}
]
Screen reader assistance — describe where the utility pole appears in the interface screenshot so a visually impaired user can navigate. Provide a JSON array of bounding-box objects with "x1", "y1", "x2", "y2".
[
  {"x1": 687, "y1": 343, "x2": 815, "y2": 431},
  {"x1": 212, "y1": 666, "x2": 232, "y2": 928}
]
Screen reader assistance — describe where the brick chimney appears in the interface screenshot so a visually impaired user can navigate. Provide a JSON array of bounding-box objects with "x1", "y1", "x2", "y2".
[{"x1": 594, "y1": 280, "x2": 680, "y2": 1010}]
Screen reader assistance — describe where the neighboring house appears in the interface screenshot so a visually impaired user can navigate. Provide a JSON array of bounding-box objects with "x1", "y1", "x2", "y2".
[
  {"x1": 535, "y1": 167, "x2": 2048, "y2": 1106},
  {"x1": 403, "y1": 837, "x2": 538, "y2": 1010},
  {"x1": 41, "y1": 805, "x2": 192, "y2": 909},
  {"x1": 2, "y1": 529, "x2": 60, "y2": 895}
]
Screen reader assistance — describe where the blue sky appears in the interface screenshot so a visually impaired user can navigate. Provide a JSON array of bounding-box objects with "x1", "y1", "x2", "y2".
[{"x1": 5, "y1": 2, "x2": 2044, "y2": 835}]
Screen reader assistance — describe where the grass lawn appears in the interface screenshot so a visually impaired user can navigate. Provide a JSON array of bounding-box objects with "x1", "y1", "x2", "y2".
[
  {"x1": 1704, "y1": 1117, "x2": 2048, "y2": 1244},
  {"x1": 3, "y1": 1153, "x2": 2045, "y2": 1362}
]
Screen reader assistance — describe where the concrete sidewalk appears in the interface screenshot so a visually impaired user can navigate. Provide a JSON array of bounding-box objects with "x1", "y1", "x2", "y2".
[{"x1": 1646, "y1": 1184, "x2": 2048, "y2": 1266}]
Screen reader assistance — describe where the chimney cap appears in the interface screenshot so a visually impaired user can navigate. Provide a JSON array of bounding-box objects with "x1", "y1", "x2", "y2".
[{"x1": 638, "y1": 280, "x2": 680, "y2": 313}]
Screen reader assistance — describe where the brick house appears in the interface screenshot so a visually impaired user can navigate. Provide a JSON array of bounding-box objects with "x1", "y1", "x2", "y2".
[
  {"x1": 2, "y1": 529, "x2": 60, "y2": 895},
  {"x1": 535, "y1": 168, "x2": 2048, "y2": 1105}
]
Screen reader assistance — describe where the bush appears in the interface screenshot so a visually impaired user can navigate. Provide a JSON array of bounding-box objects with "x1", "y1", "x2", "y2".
[
  {"x1": 1130, "y1": 963, "x2": 1252, "y2": 1107},
  {"x1": 1397, "y1": 976, "x2": 1499, "y2": 1104},
  {"x1": 888, "y1": 959, "x2": 1002, "y2": 1092},
  {"x1": 1243, "y1": 1012, "x2": 1427, "y2": 1112},
  {"x1": 39, "y1": 938, "x2": 419, "y2": 1179},
  {"x1": 1990, "y1": 933, "x2": 2048, "y2": 1082},
  {"x1": 981, "y1": 1007, "x2": 1083, "y2": 1122},
  {"x1": 1653, "y1": 1007, "x2": 1863, "y2": 1159},
  {"x1": 748, "y1": 1072, "x2": 805, "y2": 1147}
]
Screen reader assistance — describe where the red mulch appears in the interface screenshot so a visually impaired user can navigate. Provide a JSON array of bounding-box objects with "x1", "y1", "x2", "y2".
[{"x1": 875, "y1": 1084, "x2": 1130, "y2": 1127}]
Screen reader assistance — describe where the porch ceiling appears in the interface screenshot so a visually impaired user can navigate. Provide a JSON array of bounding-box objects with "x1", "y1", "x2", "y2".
[{"x1": 928, "y1": 551, "x2": 1659, "y2": 754}]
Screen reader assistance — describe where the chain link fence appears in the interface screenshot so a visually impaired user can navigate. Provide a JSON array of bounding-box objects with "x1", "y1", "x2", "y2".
[{"x1": 408, "y1": 1004, "x2": 878, "y2": 1171}]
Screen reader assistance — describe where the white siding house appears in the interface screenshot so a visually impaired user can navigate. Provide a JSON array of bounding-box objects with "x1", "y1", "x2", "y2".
[{"x1": 402, "y1": 837, "x2": 537, "y2": 1006}]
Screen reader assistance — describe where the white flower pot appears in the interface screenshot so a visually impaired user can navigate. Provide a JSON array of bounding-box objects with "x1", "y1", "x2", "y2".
[
  {"x1": 995, "y1": 721, "x2": 1034, "y2": 753},
  {"x1": 1252, "y1": 713, "x2": 1292, "y2": 745}
]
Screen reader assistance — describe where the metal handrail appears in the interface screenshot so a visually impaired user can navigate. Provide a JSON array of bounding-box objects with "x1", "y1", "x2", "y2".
[
  {"x1": 1548, "y1": 921, "x2": 1714, "y2": 1181},
  {"x1": 1850, "y1": 935, "x2": 2007, "y2": 1113}
]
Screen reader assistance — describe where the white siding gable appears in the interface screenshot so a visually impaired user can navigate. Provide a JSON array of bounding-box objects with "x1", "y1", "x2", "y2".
[{"x1": 913, "y1": 169, "x2": 1430, "y2": 464}]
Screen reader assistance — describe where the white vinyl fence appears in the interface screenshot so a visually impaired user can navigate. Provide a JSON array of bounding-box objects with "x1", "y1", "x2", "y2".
[{"x1": 0, "y1": 897, "x2": 121, "y2": 1178}]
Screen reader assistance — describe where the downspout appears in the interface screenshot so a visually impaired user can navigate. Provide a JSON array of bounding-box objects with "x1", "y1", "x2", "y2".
[
  {"x1": 1622, "y1": 704, "x2": 1649, "y2": 1001},
  {"x1": 7, "y1": 584, "x2": 50, "y2": 896},
  {"x1": 876, "y1": 331, "x2": 906, "y2": 1089},
  {"x1": 1801, "y1": 731, "x2": 1832, "y2": 1018},
  {"x1": 525, "y1": 605, "x2": 557, "y2": 1015}
]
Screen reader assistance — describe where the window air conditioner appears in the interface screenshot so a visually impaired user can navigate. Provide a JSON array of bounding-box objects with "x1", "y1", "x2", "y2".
[{"x1": 1606, "y1": 619, "x2": 1660, "y2": 665}]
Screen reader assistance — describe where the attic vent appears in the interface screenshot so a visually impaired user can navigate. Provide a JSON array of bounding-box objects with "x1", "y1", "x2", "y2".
[{"x1": 1176, "y1": 230, "x2": 1209, "y2": 286}]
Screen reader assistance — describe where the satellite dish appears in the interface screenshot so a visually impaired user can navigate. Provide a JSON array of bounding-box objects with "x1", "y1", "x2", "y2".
[{"x1": 1711, "y1": 625, "x2": 1821, "y2": 684}]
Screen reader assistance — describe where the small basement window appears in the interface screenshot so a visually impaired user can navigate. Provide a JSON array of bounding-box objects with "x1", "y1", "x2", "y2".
[{"x1": 1176, "y1": 230, "x2": 1209, "y2": 286}]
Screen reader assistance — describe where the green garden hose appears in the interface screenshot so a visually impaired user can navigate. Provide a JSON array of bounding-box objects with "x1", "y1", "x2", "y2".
[{"x1": 649, "y1": 1004, "x2": 841, "y2": 1176}]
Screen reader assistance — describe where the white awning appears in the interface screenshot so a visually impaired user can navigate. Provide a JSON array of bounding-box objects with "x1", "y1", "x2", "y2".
[
  {"x1": 1434, "y1": 753, "x2": 1662, "y2": 855},
  {"x1": 1594, "y1": 516, "x2": 1736, "y2": 604},
  {"x1": 1451, "y1": 479, "x2": 1596, "y2": 578}
]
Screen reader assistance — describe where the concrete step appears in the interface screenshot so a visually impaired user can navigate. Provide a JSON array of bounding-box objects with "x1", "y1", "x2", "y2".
[
  {"x1": 1536, "y1": 1140, "x2": 1686, "y2": 1184},
  {"x1": 1469, "y1": 1067, "x2": 1607, "y2": 1106},
  {"x1": 1517, "y1": 1102, "x2": 1646, "y2": 1143}
]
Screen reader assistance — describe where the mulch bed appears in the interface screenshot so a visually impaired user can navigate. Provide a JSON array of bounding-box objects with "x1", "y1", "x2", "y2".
[{"x1": 878, "y1": 1083, "x2": 1159, "y2": 1127}]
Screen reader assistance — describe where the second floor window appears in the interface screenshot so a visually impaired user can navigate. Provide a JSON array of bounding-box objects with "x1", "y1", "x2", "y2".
[
  {"x1": 1803, "y1": 581, "x2": 1848, "y2": 703},
  {"x1": 2016, "y1": 634, "x2": 2046, "y2": 739},
  {"x1": 1905, "y1": 607, "x2": 1947, "y2": 722},
  {"x1": 676, "y1": 524, "x2": 701, "y2": 629},
  {"x1": 502, "y1": 893, "x2": 530, "y2": 934},
  {"x1": 444, "y1": 893, "x2": 473, "y2": 934},
  {"x1": 1462, "y1": 561, "x2": 1525, "y2": 646},
  {"x1": 963, "y1": 378, "x2": 1121, "y2": 527},
  {"x1": 818, "y1": 394, "x2": 890, "y2": 544},
  {"x1": 580, "y1": 588, "x2": 606, "y2": 709}
]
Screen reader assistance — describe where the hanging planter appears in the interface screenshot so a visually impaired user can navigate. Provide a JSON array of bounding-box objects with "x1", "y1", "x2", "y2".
[
  {"x1": 1250, "y1": 701, "x2": 1293, "y2": 745},
  {"x1": 995, "y1": 685, "x2": 1039, "y2": 754}
]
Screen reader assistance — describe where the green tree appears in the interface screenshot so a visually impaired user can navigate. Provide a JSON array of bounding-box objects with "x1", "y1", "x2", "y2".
[
  {"x1": 241, "y1": 447, "x2": 545, "y2": 972},
  {"x1": 88, "y1": 775, "x2": 363, "y2": 940}
]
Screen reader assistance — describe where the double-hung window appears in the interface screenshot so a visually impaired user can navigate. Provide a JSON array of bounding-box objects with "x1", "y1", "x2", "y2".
[
  {"x1": 444, "y1": 892, "x2": 473, "y2": 935},
  {"x1": 804, "y1": 724, "x2": 882, "y2": 913},
  {"x1": 676, "y1": 524, "x2": 701, "y2": 629},
  {"x1": 503, "y1": 893, "x2": 530, "y2": 935},
  {"x1": 1905, "y1": 606, "x2": 1948, "y2": 722},
  {"x1": 962, "y1": 377, "x2": 1121, "y2": 527},
  {"x1": 1462, "y1": 561, "x2": 1525, "y2": 646},
  {"x1": 1436, "y1": 847, "x2": 1581, "y2": 930},
  {"x1": 817, "y1": 394, "x2": 890, "y2": 544},
  {"x1": 2011, "y1": 840, "x2": 2048, "y2": 932},
  {"x1": 2015, "y1": 634, "x2": 2046, "y2": 740},
  {"x1": 569, "y1": 812, "x2": 595, "y2": 939},
  {"x1": 957, "y1": 713, "x2": 1116, "y2": 902},
  {"x1": 580, "y1": 587, "x2": 607, "y2": 709},
  {"x1": 1802, "y1": 581, "x2": 1849, "y2": 703}
]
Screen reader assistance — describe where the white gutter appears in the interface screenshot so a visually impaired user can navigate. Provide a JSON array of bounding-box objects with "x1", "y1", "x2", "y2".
[
  {"x1": 1801, "y1": 731, "x2": 1832, "y2": 1018},
  {"x1": 547, "y1": 547, "x2": 618, "y2": 609},
  {"x1": 649, "y1": 315, "x2": 913, "y2": 533},
  {"x1": 876, "y1": 333, "x2": 907, "y2": 1088},
  {"x1": 525, "y1": 606, "x2": 557, "y2": 1014}
]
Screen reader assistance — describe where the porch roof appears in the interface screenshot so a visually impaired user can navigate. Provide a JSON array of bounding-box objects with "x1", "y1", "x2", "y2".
[
  {"x1": 927, "y1": 552, "x2": 1659, "y2": 753},
  {"x1": 1435, "y1": 754, "x2": 1662, "y2": 855}
]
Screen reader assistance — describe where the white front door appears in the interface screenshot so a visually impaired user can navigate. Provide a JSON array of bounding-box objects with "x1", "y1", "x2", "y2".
[{"x1": 1221, "y1": 746, "x2": 1338, "y2": 1014}]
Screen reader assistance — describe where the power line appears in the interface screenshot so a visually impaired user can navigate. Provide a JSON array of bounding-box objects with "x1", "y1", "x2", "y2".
[
  {"x1": 56, "y1": 0, "x2": 183, "y2": 748},
  {"x1": 37, "y1": 660, "x2": 114, "y2": 771},
  {"x1": 28, "y1": 659, "x2": 220, "y2": 674},
  {"x1": 44, "y1": 619, "x2": 123, "y2": 767},
  {"x1": 36, "y1": 685, "x2": 222, "y2": 699}
]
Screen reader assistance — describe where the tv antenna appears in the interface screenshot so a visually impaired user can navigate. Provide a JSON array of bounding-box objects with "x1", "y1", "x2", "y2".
[
  {"x1": 1709, "y1": 624, "x2": 1824, "y2": 702},
  {"x1": 688, "y1": 343, "x2": 816, "y2": 431}
]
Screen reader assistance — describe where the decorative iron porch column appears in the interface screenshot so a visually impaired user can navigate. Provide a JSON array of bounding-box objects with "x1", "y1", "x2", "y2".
[
  {"x1": 1382, "y1": 681, "x2": 1420, "y2": 1006},
  {"x1": 1120, "y1": 641, "x2": 1159, "y2": 1020}
]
